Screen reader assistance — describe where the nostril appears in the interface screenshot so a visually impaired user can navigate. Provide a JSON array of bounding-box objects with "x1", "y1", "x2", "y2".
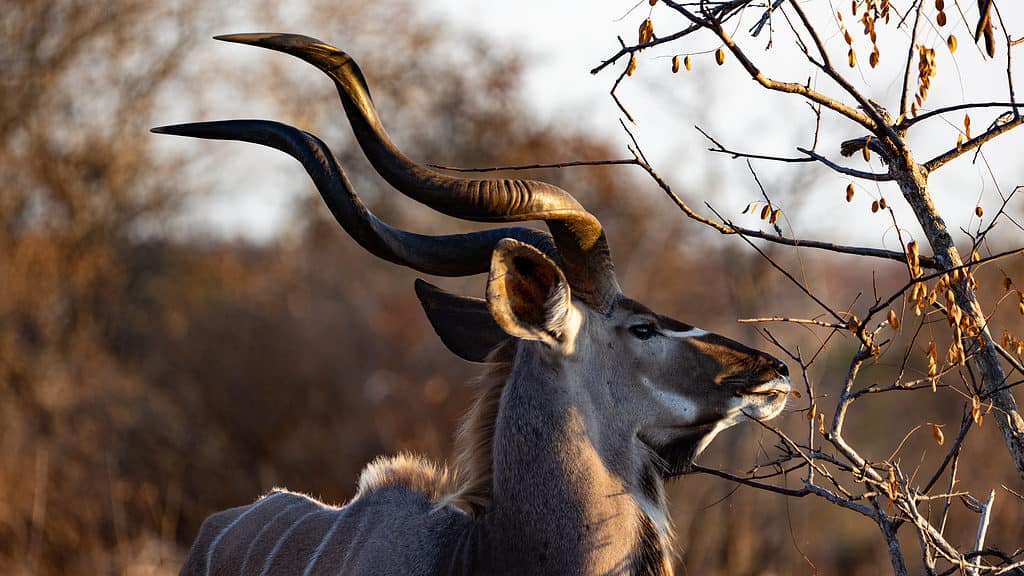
[{"x1": 774, "y1": 359, "x2": 789, "y2": 377}]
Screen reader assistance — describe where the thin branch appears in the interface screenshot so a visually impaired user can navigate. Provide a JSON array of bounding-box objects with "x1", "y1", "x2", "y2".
[
  {"x1": 901, "y1": 102, "x2": 1024, "y2": 129},
  {"x1": 797, "y1": 147, "x2": 894, "y2": 181},
  {"x1": 427, "y1": 158, "x2": 638, "y2": 172},
  {"x1": 924, "y1": 115, "x2": 1024, "y2": 172}
]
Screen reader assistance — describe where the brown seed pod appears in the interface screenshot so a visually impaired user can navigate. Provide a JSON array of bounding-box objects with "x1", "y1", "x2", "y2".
[
  {"x1": 770, "y1": 208, "x2": 781, "y2": 225},
  {"x1": 888, "y1": 309, "x2": 900, "y2": 329},
  {"x1": 672, "y1": 55, "x2": 680, "y2": 73},
  {"x1": 715, "y1": 47, "x2": 725, "y2": 66},
  {"x1": 964, "y1": 113, "x2": 971, "y2": 139},
  {"x1": 844, "y1": 30, "x2": 853, "y2": 45},
  {"x1": 956, "y1": 133, "x2": 964, "y2": 148},
  {"x1": 930, "y1": 423, "x2": 944, "y2": 445},
  {"x1": 846, "y1": 183, "x2": 855, "y2": 202},
  {"x1": 818, "y1": 413, "x2": 826, "y2": 435},
  {"x1": 684, "y1": 55, "x2": 692, "y2": 71},
  {"x1": 851, "y1": 0, "x2": 857, "y2": 15},
  {"x1": 760, "y1": 205, "x2": 771, "y2": 220},
  {"x1": 879, "y1": 197, "x2": 887, "y2": 209},
  {"x1": 807, "y1": 402, "x2": 817, "y2": 421},
  {"x1": 871, "y1": 200, "x2": 879, "y2": 213},
  {"x1": 869, "y1": 49, "x2": 879, "y2": 68},
  {"x1": 848, "y1": 315, "x2": 861, "y2": 333},
  {"x1": 639, "y1": 18, "x2": 654, "y2": 44},
  {"x1": 627, "y1": 54, "x2": 637, "y2": 76},
  {"x1": 862, "y1": 136, "x2": 871, "y2": 161},
  {"x1": 936, "y1": 10, "x2": 946, "y2": 26},
  {"x1": 947, "y1": 34, "x2": 957, "y2": 53},
  {"x1": 1004, "y1": 277, "x2": 1013, "y2": 292},
  {"x1": 790, "y1": 389, "x2": 802, "y2": 399},
  {"x1": 848, "y1": 47, "x2": 857, "y2": 68},
  {"x1": 935, "y1": 0, "x2": 944, "y2": 10},
  {"x1": 649, "y1": 0, "x2": 658, "y2": 5}
]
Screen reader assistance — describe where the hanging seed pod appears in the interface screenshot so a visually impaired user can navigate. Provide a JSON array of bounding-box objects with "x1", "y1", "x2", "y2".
[
  {"x1": 851, "y1": 0, "x2": 857, "y2": 16},
  {"x1": 930, "y1": 423, "x2": 945, "y2": 445},
  {"x1": 848, "y1": 315, "x2": 861, "y2": 333},
  {"x1": 972, "y1": 395, "x2": 983, "y2": 425},
  {"x1": 871, "y1": 200, "x2": 879, "y2": 213},
  {"x1": 790, "y1": 390, "x2": 802, "y2": 399},
  {"x1": 649, "y1": 0, "x2": 658, "y2": 5},
  {"x1": 936, "y1": 11, "x2": 946, "y2": 26},
  {"x1": 888, "y1": 309, "x2": 900, "y2": 329},
  {"x1": 818, "y1": 413, "x2": 826, "y2": 435},
  {"x1": 869, "y1": 49, "x2": 879, "y2": 68},
  {"x1": 770, "y1": 208, "x2": 781, "y2": 225},
  {"x1": 639, "y1": 18, "x2": 654, "y2": 44},
  {"x1": 846, "y1": 183, "x2": 855, "y2": 202},
  {"x1": 684, "y1": 55, "x2": 692, "y2": 71},
  {"x1": 807, "y1": 403, "x2": 817, "y2": 421},
  {"x1": 935, "y1": 0, "x2": 944, "y2": 10},
  {"x1": 715, "y1": 47, "x2": 725, "y2": 65},
  {"x1": 947, "y1": 34, "x2": 958, "y2": 52},
  {"x1": 1003, "y1": 277, "x2": 1013, "y2": 292},
  {"x1": 848, "y1": 47, "x2": 857, "y2": 67},
  {"x1": 956, "y1": 133, "x2": 964, "y2": 148},
  {"x1": 760, "y1": 204, "x2": 771, "y2": 220},
  {"x1": 964, "y1": 113, "x2": 971, "y2": 138},
  {"x1": 862, "y1": 136, "x2": 872, "y2": 161},
  {"x1": 878, "y1": 197, "x2": 887, "y2": 210},
  {"x1": 844, "y1": 30, "x2": 853, "y2": 45},
  {"x1": 672, "y1": 55, "x2": 680, "y2": 73},
  {"x1": 627, "y1": 54, "x2": 637, "y2": 76}
]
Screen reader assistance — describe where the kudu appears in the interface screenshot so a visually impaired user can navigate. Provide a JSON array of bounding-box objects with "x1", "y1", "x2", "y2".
[{"x1": 158, "y1": 33, "x2": 791, "y2": 576}]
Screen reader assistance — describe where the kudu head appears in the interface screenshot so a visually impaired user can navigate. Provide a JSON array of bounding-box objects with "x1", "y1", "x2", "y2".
[{"x1": 153, "y1": 33, "x2": 790, "y2": 485}]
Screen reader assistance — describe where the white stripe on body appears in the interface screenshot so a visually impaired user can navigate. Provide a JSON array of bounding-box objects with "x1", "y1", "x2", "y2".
[
  {"x1": 239, "y1": 501, "x2": 305, "y2": 574},
  {"x1": 302, "y1": 510, "x2": 346, "y2": 576},
  {"x1": 258, "y1": 509, "x2": 319, "y2": 576},
  {"x1": 662, "y1": 327, "x2": 708, "y2": 339},
  {"x1": 204, "y1": 491, "x2": 286, "y2": 576}
]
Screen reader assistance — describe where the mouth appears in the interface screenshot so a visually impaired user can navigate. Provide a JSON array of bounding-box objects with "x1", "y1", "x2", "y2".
[{"x1": 739, "y1": 377, "x2": 791, "y2": 421}]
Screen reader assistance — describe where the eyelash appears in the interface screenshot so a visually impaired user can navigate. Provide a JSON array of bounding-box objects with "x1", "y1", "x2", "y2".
[{"x1": 628, "y1": 323, "x2": 658, "y2": 340}]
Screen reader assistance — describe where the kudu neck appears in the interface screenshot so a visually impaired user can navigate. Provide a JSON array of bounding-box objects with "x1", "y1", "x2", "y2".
[{"x1": 476, "y1": 344, "x2": 670, "y2": 574}]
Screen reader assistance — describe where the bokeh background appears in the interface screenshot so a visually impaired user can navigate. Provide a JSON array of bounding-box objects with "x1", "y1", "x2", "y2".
[{"x1": 2, "y1": 1, "x2": 1022, "y2": 574}]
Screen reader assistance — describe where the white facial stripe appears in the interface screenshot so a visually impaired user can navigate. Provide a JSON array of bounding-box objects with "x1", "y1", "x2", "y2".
[
  {"x1": 642, "y1": 377, "x2": 698, "y2": 421},
  {"x1": 662, "y1": 327, "x2": 708, "y2": 339}
]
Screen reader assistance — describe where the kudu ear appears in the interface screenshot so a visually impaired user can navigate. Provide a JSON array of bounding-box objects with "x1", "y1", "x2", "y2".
[
  {"x1": 486, "y1": 238, "x2": 577, "y2": 348},
  {"x1": 414, "y1": 279, "x2": 510, "y2": 363}
]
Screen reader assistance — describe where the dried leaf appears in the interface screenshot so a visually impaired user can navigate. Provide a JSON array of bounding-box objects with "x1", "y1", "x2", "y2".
[
  {"x1": 888, "y1": 309, "x2": 900, "y2": 329},
  {"x1": 639, "y1": 18, "x2": 654, "y2": 44}
]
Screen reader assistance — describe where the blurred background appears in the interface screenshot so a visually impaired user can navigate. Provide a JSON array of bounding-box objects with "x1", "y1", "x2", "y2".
[{"x1": 2, "y1": 1, "x2": 1022, "y2": 574}]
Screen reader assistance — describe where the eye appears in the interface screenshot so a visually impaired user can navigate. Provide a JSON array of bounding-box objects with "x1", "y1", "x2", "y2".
[{"x1": 628, "y1": 323, "x2": 658, "y2": 341}]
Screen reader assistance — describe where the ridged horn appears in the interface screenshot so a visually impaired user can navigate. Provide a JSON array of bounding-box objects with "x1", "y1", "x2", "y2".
[
  {"x1": 214, "y1": 33, "x2": 620, "y2": 309},
  {"x1": 151, "y1": 120, "x2": 558, "y2": 276}
]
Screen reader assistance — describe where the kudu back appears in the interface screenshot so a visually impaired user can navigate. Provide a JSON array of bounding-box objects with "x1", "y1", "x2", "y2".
[{"x1": 157, "y1": 33, "x2": 790, "y2": 576}]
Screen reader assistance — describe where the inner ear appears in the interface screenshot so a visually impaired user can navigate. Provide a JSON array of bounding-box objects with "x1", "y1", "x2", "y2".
[
  {"x1": 486, "y1": 239, "x2": 572, "y2": 346},
  {"x1": 506, "y1": 255, "x2": 558, "y2": 326}
]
